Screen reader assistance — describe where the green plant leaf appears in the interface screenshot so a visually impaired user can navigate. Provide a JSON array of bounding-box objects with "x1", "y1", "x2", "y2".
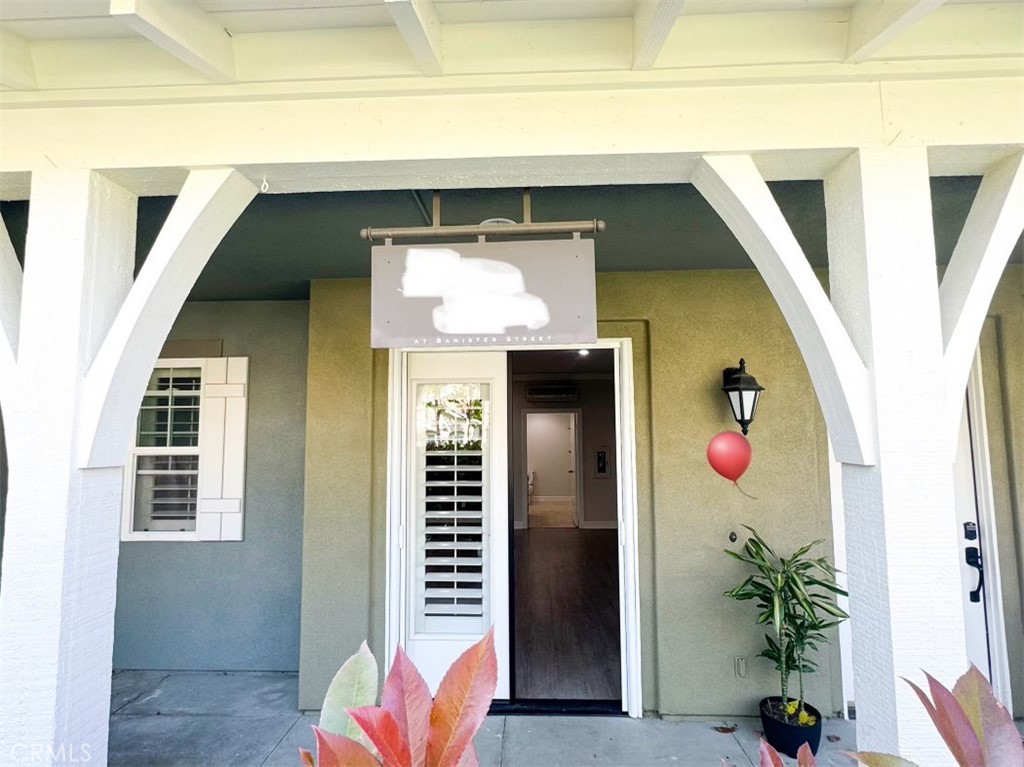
[
  {"x1": 772, "y1": 592, "x2": 784, "y2": 635},
  {"x1": 789, "y1": 540, "x2": 822, "y2": 562},
  {"x1": 787, "y1": 573, "x2": 816, "y2": 616},
  {"x1": 320, "y1": 641, "x2": 380, "y2": 741},
  {"x1": 742, "y1": 526, "x2": 777, "y2": 557}
]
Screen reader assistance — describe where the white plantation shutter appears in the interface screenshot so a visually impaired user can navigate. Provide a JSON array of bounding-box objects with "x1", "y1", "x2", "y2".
[
  {"x1": 414, "y1": 382, "x2": 490, "y2": 635},
  {"x1": 197, "y1": 357, "x2": 249, "y2": 541}
]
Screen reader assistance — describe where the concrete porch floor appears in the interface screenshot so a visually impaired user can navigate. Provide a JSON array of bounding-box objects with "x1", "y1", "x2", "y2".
[{"x1": 108, "y1": 670, "x2": 863, "y2": 767}]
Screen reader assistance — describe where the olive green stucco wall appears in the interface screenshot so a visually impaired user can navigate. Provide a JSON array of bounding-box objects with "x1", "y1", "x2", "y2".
[
  {"x1": 298, "y1": 266, "x2": 1024, "y2": 718},
  {"x1": 298, "y1": 270, "x2": 839, "y2": 716},
  {"x1": 298, "y1": 281, "x2": 387, "y2": 705},
  {"x1": 597, "y1": 272, "x2": 840, "y2": 717}
]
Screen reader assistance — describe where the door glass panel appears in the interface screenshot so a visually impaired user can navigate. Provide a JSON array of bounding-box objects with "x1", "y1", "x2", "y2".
[{"x1": 415, "y1": 382, "x2": 490, "y2": 634}]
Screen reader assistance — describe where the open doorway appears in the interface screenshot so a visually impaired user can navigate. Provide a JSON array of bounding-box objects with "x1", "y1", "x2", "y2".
[
  {"x1": 525, "y1": 411, "x2": 581, "y2": 528},
  {"x1": 509, "y1": 349, "x2": 621, "y2": 706}
]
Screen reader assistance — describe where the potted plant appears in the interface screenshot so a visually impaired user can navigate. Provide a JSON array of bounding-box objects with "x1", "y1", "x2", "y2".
[{"x1": 723, "y1": 526, "x2": 848, "y2": 758}]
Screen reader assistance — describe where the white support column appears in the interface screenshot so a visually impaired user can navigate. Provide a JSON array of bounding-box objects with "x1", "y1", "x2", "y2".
[
  {"x1": 0, "y1": 167, "x2": 256, "y2": 767},
  {"x1": 0, "y1": 170, "x2": 137, "y2": 767},
  {"x1": 825, "y1": 147, "x2": 967, "y2": 765}
]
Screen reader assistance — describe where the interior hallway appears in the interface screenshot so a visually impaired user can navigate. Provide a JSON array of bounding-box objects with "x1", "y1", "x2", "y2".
[{"x1": 527, "y1": 498, "x2": 575, "y2": 528}]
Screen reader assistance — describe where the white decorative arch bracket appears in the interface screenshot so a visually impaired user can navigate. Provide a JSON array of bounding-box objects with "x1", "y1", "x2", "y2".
[
  {"x1": 78, "y1": 167, "x2": 258, "y2": 468},
  {"x1": 691, "y1": 154, "x2": 877, "y2": 466},
  {"x1": 939, "y1": 151, "x2": 1024, "y2": 454}
]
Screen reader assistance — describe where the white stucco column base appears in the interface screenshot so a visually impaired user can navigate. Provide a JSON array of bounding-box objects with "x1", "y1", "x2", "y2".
[
  {"x1": 826, "y1": 148, "x2": 968, "y2": 766},
  {"x1": 0, "y1": 170, "x2": 137, "y2": 767}
]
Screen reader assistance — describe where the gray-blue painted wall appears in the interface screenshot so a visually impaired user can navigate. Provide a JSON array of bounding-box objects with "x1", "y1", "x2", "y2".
[{"x1": 113, "y1": 300, "x2": 308, "y2": 671}]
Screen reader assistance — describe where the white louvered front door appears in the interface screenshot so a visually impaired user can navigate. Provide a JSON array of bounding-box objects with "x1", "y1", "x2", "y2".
[{"x1": 403, "y1": 352, "x2": 510, "y2": 698}]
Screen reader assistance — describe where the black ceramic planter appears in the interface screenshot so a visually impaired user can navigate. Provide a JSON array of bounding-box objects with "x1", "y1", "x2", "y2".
[{"x1": 759, "y1": 697, "x2": 823, "y2": 758}]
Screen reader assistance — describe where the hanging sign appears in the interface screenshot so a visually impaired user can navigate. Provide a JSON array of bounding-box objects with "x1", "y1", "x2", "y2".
[{"x1": 370, "y1": 238, "x2": 597, "y2": 348}]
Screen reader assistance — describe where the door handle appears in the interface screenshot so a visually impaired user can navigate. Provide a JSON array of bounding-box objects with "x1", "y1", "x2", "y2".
[{"x1": 965, "y1": 546, "x2": 983, "y2": 603}]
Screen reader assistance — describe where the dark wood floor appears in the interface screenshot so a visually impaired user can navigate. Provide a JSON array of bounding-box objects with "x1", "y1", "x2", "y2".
[{"x1": 513, "y1": 528, "x2": 621, "y2": 701}]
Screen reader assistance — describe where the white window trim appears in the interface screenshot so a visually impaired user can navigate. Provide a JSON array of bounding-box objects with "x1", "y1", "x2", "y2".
[{"x1": 121, "y1": 356, "x2": 248, "y2": 542}]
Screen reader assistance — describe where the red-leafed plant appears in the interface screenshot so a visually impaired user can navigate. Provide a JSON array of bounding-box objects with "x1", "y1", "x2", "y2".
[
  {"x1": 301, "y1": 630, "x2": 497, "y2": 767},
  {"x1": 750, "y1": 665, "x2": 1024, "y2": 767}
]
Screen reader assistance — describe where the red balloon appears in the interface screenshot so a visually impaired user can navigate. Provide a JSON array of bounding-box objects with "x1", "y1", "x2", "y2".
[{"x1": 707, "y1": 431, "x2": 752, "y2": 482}]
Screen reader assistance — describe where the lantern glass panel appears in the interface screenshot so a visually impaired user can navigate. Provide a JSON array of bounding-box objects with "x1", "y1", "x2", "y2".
[
  {"x1": 727, "y1": 390, "x2": 743, "y2": 422},
  {"x1": 742, "y1": 390, "x2": 758, "y2": 421}
]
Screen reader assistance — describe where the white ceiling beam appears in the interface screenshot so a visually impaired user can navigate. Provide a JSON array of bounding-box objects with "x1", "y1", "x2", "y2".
[
  {"x1": 384, "y1": 0, "x2": 442, "y2": 77},
  {"x1": 109, "y1": 0, "x2": 235, "y2": 83},
  {"x1": 632, "y1": 0, "x2": 686, "y2": 71},
  {"x1": 0, "y1": 27, "x2": 37, "y2": 90},
  {"x1": 846, "y1": 0, "x2": 948, "y2": 62}
]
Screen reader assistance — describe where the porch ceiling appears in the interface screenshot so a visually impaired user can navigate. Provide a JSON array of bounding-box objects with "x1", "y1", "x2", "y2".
[
  {"x1": 1, "y1": 0, "x2": 1019, "y2": 100},
  {"x1": 3, "y1": 177, "x2": 1019, "y2": 301}
]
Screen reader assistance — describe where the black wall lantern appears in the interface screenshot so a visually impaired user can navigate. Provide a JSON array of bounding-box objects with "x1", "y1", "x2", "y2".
[{"x1": 721, "y1": 359, "x2": 765, "y2": 435}]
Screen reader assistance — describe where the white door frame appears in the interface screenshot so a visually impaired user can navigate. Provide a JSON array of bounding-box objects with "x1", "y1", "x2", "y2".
[
  {"x1": 384, "y1": 339, "x2": 643, "y2": 717},
  {"x1": 520, "y1": 408, "x2": 584, "y2": 529}
]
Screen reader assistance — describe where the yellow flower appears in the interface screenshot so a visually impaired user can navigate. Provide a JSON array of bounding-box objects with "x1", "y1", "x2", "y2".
[
  {"x1": 785, "y1": 701, "x2": 799, "y2": 715},
  {"x1": 798, "y1": 709, "x2": 817, "y2": 726}
]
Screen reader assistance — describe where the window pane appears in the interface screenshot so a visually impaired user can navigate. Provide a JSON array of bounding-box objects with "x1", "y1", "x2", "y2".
[
  {"x1": 137, "y1": 367, "x2": 201, "y2": 447},
  {"x1": 133, "y1": 454, "x2": 199, "y2": 532}
]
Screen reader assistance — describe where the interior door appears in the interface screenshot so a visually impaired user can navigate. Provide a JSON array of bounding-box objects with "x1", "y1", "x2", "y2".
[{"x1": 403, "y1": 351, "x2": 510, "y2": 697}]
